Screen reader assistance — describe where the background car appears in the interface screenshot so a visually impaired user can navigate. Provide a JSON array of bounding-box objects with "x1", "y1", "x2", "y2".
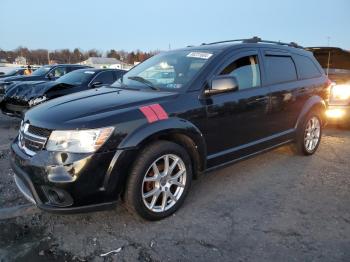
[
  {"x1": 1, "y1": 68, "x2": 125, "y2": 117},
  {"x1": 0, "y1": 64, "x2": 91, "y2": 105},
  {"x1": 0, "y1": 64, "x2": 90, "y2": 83},
  {"x1": 307, "y1": 47, "x2": 350, "y2": 127},
  {"x1": 0, "y1": 67, "x2": 38, "y2": 79}
]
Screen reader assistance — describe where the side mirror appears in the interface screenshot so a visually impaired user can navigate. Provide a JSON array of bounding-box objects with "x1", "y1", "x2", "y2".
[
  {"x1": 205, "y1": 76, "x2": 239, "y2": 96},
  {"x1": 47, "y1": 72, "x2": 54, "y2": 80},
  {"x1": 91, "y1": 81, "x2": 103, "y2": 88}
]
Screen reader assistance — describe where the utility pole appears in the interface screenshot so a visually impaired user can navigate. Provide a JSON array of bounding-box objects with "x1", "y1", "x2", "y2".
[{"x1": 326, "y1": 36, "x2": 331, "y2": 76}]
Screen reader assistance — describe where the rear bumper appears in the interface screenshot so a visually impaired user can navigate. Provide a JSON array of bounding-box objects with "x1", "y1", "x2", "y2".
[{"x1": 10, "y1": 138, "x2": 126, "y2": 214}]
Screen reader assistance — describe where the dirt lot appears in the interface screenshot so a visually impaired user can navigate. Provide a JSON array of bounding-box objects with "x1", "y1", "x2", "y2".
[{"x1": 0, "y1": 114, "x2": 349, "y2": 262}]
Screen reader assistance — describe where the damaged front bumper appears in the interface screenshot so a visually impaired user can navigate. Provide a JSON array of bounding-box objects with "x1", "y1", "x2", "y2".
[{"x1": 10, "y1": 137, "x2": 129, "y2": 214}]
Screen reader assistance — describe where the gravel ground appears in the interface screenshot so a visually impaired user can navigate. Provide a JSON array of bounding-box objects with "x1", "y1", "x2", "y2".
[{"x1": 0, "y1": 114, "x2": 349, "y2": 262}]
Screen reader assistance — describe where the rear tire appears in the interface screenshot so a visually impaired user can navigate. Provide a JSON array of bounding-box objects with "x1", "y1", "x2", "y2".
[
  {"x1": 294, "y1": 111, "x2": 322, "y2": 155},
  {"x1": 124, "y1": 140, "x2": 192, "y2": 220}
]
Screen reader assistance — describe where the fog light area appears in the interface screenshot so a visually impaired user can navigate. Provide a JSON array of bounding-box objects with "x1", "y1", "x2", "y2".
[{"x1": 326, "y1": 108, "x2": 346, "y2": 118}]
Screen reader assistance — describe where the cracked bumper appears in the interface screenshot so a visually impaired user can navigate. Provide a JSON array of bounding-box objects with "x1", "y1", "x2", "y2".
[{"x1": 10, "y1": 138, "x2": 123, "y2": 214}]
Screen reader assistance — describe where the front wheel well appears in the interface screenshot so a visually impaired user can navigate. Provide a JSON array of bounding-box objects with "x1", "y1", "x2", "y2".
[{"x1": 137, "y1": 132, "x2": 206, "y2": 179}]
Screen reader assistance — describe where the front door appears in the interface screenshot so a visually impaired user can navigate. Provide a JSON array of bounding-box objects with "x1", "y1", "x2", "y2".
[{"x1": 204, "y1": 50, "x2": 271, "y2": 166}]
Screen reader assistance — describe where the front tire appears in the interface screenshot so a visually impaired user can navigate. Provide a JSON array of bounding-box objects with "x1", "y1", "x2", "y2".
[
  {"x1": 124, "y1": 141, "x2": 192, "y2": 220},
  {"x1": 295, "y1": 112, "x2": 322, "y2": 155}
]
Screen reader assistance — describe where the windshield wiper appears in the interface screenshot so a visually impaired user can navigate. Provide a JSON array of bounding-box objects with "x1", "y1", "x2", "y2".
[{"x1": 128, "y1": 76, "x2": 160, "y2": 91}]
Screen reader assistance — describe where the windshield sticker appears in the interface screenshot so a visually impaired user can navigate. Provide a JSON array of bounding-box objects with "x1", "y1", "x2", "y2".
[
  {"x1": 84, "y1": 71, "x2": 95, "y2": 74},
  {"x1": 187, "y1": 52, "x2": 213, "y2": 59}
]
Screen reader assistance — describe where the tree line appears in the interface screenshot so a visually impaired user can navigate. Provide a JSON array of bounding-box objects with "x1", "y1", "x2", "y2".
[{"x1": 0, "y1": 47, "x2": 159, "y2": 65}]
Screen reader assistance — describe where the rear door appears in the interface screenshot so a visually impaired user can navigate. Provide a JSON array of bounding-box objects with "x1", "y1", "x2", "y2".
[
  {"x1": 260, "y1": 49, "x2": 301, "y2": 134},
  {"x1": 204, "y1": 49, "x2": 271, "y2": 165}
]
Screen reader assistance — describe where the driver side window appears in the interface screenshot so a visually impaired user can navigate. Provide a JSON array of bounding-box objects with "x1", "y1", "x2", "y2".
[{"x1": 220, "y1": 55, "x2": 261, "y2": 90}]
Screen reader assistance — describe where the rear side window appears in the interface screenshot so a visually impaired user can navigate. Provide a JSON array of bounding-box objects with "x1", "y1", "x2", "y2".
[
  {"x1": 293, "y1": 54, "x2": 322, "y2": 79},
  {"x1": 220, "y1": 55, "x2": 261, "y2": 90},
  {"x1": 264, "y1": 55, "x2": 297, "y2": 84}
]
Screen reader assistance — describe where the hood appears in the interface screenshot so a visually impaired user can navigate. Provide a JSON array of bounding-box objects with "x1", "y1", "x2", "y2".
[
  {"x1": 25, "y1": 87, "x2": 177, "y2": 129},
  {"x1": 1, "y1": 75, "x2": 44, "y2": 82},
  {"x1": 5, "y1": 81, "x2": 57, "y2": 101}
]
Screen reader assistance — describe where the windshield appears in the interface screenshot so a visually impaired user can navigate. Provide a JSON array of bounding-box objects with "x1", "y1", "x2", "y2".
[
  {"x1": 56, "y1": 70, "x2": 95, "y2": 85},
  {"x1": 111, "y1": 50, "x2": 214, "y2": 90},
  {"x1": 31, "y1": 66, "x2": 51, "y2": 76}
]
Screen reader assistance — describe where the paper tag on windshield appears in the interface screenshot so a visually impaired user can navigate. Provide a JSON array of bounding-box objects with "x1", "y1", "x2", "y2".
[
  {"x1": 84, "y1": 71, "x2": 95, "y2": 74},
  {"x1": 187, "y1": 52, "x2": 213, "y2": 59}
]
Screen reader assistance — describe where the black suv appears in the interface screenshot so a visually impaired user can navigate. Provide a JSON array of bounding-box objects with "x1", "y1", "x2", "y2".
[
  {"x1": 11, "y1": 38, "x2": 329, "y2": 220},
  {"x1": 2, "y1": 68, "x2": 126, "y2": 117}
]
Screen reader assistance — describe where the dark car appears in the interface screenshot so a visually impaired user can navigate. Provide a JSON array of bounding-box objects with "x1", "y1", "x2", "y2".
[
  {"x1": 1, "y1": 68, "x2": 126, "y2": 117},
  {"x1": 0, "y1": 64, "x2": 90, "y2": 102},
  {"x1": 11, "y1": 38, "x2": 330, "y2": 220},
  {"x1": 307, "y1": 47, "x2": 350, "y2": 126},
  {"x1": 0, "y1": 64, "x2": 90, "y2": 83},
  {"x1": 0, "y1": 67, "x2": 37, "y2": 79}
]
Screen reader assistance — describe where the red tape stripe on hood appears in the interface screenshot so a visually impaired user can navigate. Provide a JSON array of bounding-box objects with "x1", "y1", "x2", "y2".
[
  {"x1": 139, "y1": 106, "x2": 158, "y2": 123},
  {"x1": 139, "y1": 104, "x2": 168, "y2": 123},
  {"x1": 150, "y1": 104, "x2": 168, "y2": 120}
]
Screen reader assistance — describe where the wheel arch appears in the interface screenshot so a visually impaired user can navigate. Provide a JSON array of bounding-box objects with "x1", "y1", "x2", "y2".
[
  {"x1": 295, "y1": 95, "x2": 327, "y2": 130},
  {"x1": 119, "y1": 117, "x2": 207, "y2": 178}
]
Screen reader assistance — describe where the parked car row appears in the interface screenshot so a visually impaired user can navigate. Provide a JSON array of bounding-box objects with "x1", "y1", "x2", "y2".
[
  {"x1": 1, "y1": 68, "x2": 125, "y2": 117},
  {"x1": 9, "y1": 37, "x2": 333, "y2": 220},
  {"x1": 0, "y1": 64, "x2": 90, "y2": 105}
]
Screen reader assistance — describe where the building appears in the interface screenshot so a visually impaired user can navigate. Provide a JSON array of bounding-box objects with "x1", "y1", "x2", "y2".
[
  {"x1": 79, "y1": 57, "x2": 132, "y2": 70},
  {"x1": 14, "y1": 56, "x2": 27, "y2": 65}
]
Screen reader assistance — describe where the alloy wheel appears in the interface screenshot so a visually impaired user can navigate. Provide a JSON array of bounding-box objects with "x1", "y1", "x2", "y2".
[
  {"x1": 141, "y1": 154, "x2": 187, "y2": 213},
  {"x1": 304, "y1": 116, "x2": 321, "y2": 152}
]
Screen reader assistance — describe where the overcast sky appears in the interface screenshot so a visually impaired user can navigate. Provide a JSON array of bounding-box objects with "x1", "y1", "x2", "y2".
[{"x1": 1, "y1": 0, "x2": 349, "y2": 51}]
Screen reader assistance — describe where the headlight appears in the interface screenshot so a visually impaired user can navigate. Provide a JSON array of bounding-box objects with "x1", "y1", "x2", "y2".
[
  {"x1": 46, "y1": 127, "x2": 114, "y2": 153},
  {"x1": 28, "y1": 96, "x2": 47, "y2": 107},
  {"x1": 331, "y1": 84, "x2": 350, "y2": 101}
]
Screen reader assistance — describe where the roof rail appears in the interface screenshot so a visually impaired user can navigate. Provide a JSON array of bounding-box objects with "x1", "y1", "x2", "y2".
[{"x1": 201, "y1": 36, "x2": 303, "y2": 49}]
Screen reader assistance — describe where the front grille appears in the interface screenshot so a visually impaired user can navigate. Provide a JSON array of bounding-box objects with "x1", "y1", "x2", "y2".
[
  {"x1": 28, "y1": 125, "x2": 51, "y2": 139},
  {"x1": 19, "y1": 124, "x2": 52, "y2": 155},
  {"x1": 24, "y1": 138, "x2": 44, "y2": 152}
]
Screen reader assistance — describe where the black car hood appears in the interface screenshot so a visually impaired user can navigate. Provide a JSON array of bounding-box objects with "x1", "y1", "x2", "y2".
[
  {"x1": 5, "y1": 81, "x2": 60, "y2": 101},
  {"x1": 25, "y1": 87, "x2": 178, "y2": 129},
  {"x1": 1, "y1": 75, "x2": 44, "y2": 82}
]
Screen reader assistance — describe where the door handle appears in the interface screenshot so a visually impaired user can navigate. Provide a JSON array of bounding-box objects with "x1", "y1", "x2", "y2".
[{"x1": 255, "y1": 96, "x2": 269, "y2": 102}]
